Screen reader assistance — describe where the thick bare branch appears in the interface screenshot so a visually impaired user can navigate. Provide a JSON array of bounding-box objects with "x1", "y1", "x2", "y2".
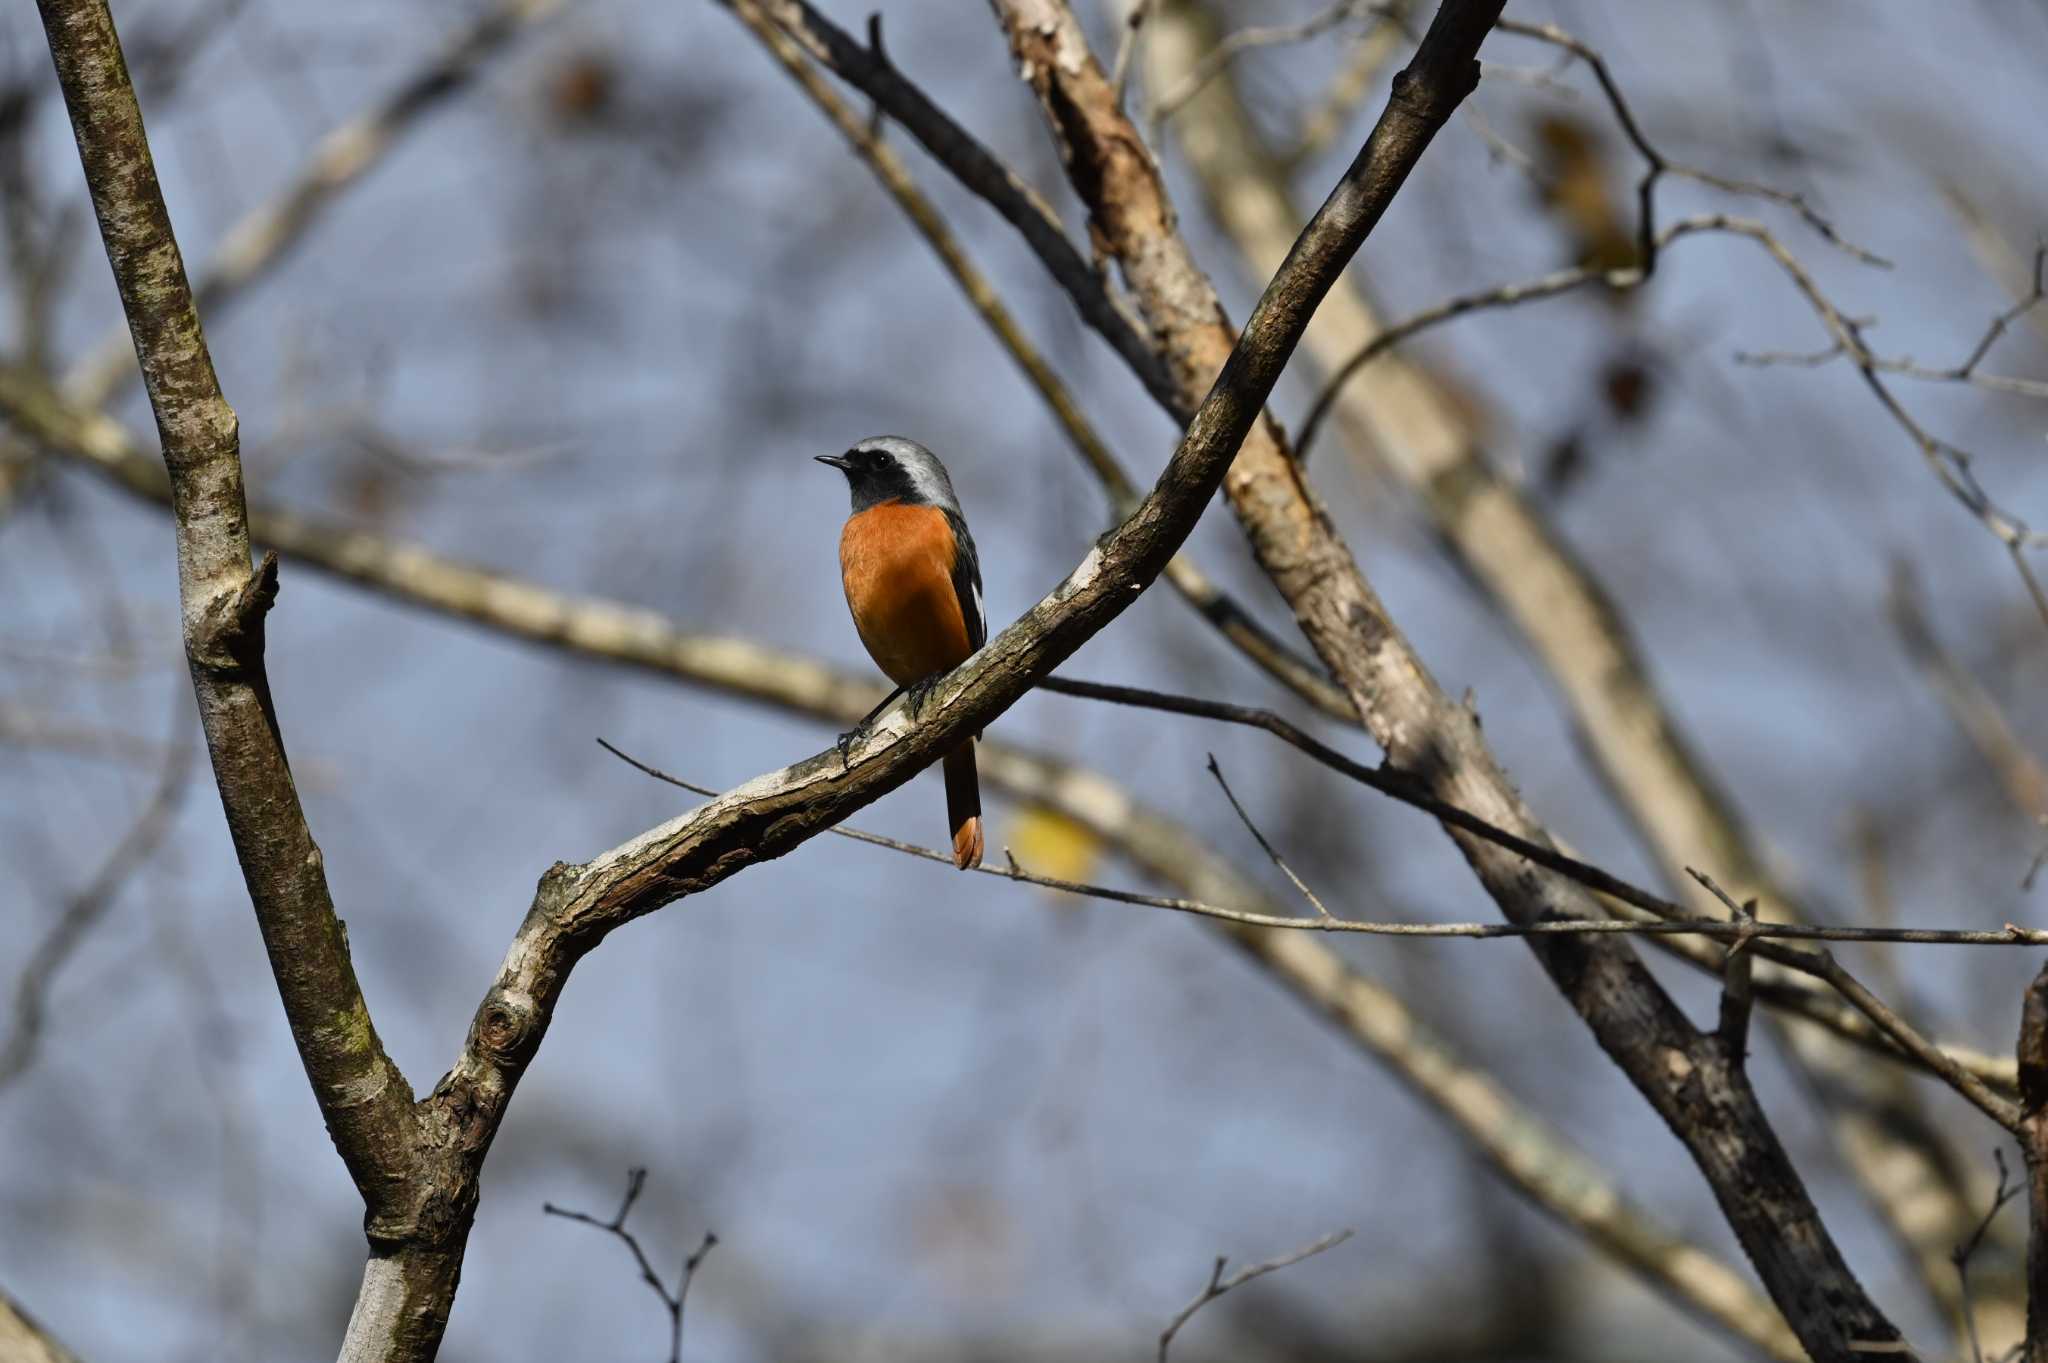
[
  {"x1": 994, "y1": 2, "x2": 1905, "y2": 1355},
  {"x1": 35, "y1": 0, "x2": 418, "y2": 1232},
  {"x1": 1073, "y1": 26, "x2": 2040, "y2": 1268}
]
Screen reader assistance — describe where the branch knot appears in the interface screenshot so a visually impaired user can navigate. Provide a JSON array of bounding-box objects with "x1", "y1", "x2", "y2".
[
  {"x1": 474, "y1": 989, "x2": 540, "y2": 1066},
  {"x1": 188, "y1": 549, "x2": 279, "y2": 674}
]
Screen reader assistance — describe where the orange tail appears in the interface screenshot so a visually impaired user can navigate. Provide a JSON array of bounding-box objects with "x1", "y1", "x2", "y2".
[{"x1": 944, "y1": 743, "x2": 983, "y2": 870}]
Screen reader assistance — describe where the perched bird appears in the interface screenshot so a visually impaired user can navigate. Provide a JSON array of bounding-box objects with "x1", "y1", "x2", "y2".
[{"x1": 817, "y1": 436, "x2": 985, "y2": 869}]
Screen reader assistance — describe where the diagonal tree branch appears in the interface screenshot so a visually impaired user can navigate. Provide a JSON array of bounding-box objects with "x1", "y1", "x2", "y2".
[
  {"x1": 985, "y1": 1, "x2": 1906, "y2": 1356},
  {"x1": 34, "y1": 0, "x2": 419, "y2": 1233},
  {"x1": 1129, "y1": 11, "x2": 2006, "y2": 1318},
  {"x1": 25, "y1": 1, "x2": 1492, "y2": 1355}
]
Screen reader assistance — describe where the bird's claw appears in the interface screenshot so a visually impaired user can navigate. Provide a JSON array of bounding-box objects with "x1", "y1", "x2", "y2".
[
  {"x1": 907, "y1": 672, "x2": 943, "y2": 718},
  {"x1": 836, "y1": 725, "x2": 863, "y2": 771}
]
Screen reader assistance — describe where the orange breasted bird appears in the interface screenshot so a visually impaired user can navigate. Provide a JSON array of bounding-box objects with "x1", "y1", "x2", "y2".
[{"x1": 817, "y1": 436, "x2": 985, "y2": 870}]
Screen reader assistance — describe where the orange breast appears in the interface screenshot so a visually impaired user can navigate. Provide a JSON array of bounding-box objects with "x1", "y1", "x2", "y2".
[{"x1": 839, "y1": 502, "x2": 973, "y2": 687}]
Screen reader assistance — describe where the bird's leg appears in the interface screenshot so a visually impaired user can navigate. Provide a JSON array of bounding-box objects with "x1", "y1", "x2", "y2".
[
  {"x1": 837, "y1": 685, "x2": 905, "y2": 770},
  {"x1": 906, "y1": 669, "x2": 949, "y2": 719}
]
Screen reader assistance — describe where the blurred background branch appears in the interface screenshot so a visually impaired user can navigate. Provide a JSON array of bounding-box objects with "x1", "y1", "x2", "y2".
[{"x1": 4, "y1": 0, "x2": 2046, "y2": 1359}]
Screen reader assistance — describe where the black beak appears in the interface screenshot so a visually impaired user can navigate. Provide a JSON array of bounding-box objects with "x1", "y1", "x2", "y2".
[{"x1": 815, "y1": 454, "x2": 852, "y2": 471}]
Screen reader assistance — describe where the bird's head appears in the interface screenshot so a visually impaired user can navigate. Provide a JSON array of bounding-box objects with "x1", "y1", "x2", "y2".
[{"x1": 817, "y1": 436, "x2": 960, "y2": 514}]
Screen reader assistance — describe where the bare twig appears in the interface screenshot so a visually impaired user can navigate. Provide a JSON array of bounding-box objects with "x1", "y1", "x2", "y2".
[
  {"x1": 1111, "y1": 0, "x2": 1152, "y2": 105},
  {"x1": 1205, "y1": 753, "x2": 1335, "y2": 920},
  {"x1": 543, "y1": 1169, "x2": 717, "y2": 1363},
  {"x1": 1293, "y1": 210, "x2": 2048, "y2": 629},
  {"x1": 1735, "y1": 246, "x2": 2048, "y2": 399},
  {"x1": 1156, "y1": 1229, "x2": 1353, "y2": 1362},
  {"x1": 601, "y1": 737, "x2": 2048, "y2": 951},
  {"x1": 1044, "y1": 675, "x2": 2031, "y2": 1135},
  {"x1": 1956, "y1": 1150, "x2": 2022, "y2": 1363},
  {"x1": 589, "y1": 734, "x2": 1811, "y2": 1361},
  {"x1": 730, "y1": 0, "x2": 1183, "y2": 414},
  {"x1": 1718, "y1": 891, "x2": 1758, "y2": 1054},
  {"x1": 1298, "y1": 17, "x2": 2048, "y2": 632},
  {"x1": 1690, "y1": 873, "x2": 2021, "y2": 1133},
  {"x1": 1149, "y1": 0, "x2": 1390, "y2": 133},
  {"x1": 1493, "y1": 16, "x2": 1888, "y2": 273}
]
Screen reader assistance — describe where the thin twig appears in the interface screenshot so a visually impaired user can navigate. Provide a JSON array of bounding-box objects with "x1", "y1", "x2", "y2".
[
  {"x1": 1691, "y1": 871, "x2": 2022, "y2": 1133},
  {"x1": 543, "y1": 1169, "x2": 718, "y2": 1363},
  {"x1": 1157, "y1": 1229, "x2": 1353, "y2": 1362},
  {"x1": 1292, "y1": 212, "x2": 2048, "y2": 629},
  {"x1": 1735, "y1": 246, "x2": 2048, "y2": 398},
  {"x1": 1493, "y1": 16, "x2": 1889, "y2": 273},
  {"x1": 1206, "y1": 752, "x2": 1336, "y2": 920},
  {"x1": 1033, "y1": 677, "x2": 2048, "y2": 949},
  {"x1": 598, "y1": 737, "x2": 2048, "y2": 951},
  {"x1": 1717, "y1": 891, "x2": 1758, "y2": 1054},
  {"x1": 1954, "y1": 1149, "x2": 2021, "y2": 1363},
  {"x1": 1149, "y1": 0, "x2": 1389, "y2": 135}
]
